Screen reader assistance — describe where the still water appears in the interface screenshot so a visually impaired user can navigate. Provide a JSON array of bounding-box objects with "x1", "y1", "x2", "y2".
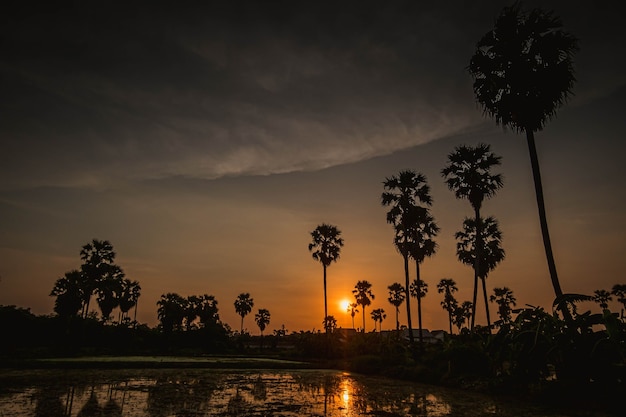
[{"x1": 0, "y1": 368, "x2": 576, "y2": 416}]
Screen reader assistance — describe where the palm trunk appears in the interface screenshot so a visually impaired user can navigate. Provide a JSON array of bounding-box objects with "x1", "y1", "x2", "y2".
[
  {"x1": 448, "y1": 310, "x2": 453, "y2": 335},
  {"x1": 471, "y1": 208, "x2": 481, "y2": 330},
  {"x1": 525, "y1": 129, "x2": 563, "y2": 298},
  {"x1": 240, "y1": 315, "x2": 244, "y2": 334},
  {"x1": 415, "y1": 260, "x2": 423, "y2": 345},
  {"x1": 404, "y1": 254, "x2": 414, "y2": 343},
  {"x1": 395, "y1": 306, "x2": 399, "y2": 332},
  {"x1": 481, "y1": 277, "x2": 491, "y2": 330},
  {"x1": 323, "y1": 264, "x2": 328, "y2": 333},
  {"x1": 362, "y1": 307, "x2": 366, "y2": 332}
]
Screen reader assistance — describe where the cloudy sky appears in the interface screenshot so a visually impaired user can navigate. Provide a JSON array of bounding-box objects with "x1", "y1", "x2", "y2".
[{"x1": 1, "y1": 0, "x2": 625, "y2": 333}]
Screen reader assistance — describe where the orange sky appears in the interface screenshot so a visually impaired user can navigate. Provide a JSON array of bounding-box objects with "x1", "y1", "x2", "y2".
[{"x1": 1, "y1": 1, "x2": 625, "y2": 334}]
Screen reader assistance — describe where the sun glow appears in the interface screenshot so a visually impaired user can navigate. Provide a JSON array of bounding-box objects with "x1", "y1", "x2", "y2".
[{"x1": 340, "y1": 299, "x2": 351, "y2": 312}]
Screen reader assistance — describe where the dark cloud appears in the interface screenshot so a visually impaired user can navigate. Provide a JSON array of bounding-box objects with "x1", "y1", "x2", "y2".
[{"x1": 1, "y1": 1, "x2": 624, "y2": 188}]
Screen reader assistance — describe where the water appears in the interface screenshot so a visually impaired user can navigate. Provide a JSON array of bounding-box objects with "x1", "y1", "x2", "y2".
[{"x1": 0, "y1": 368, "x2": 585, "y2": 416}]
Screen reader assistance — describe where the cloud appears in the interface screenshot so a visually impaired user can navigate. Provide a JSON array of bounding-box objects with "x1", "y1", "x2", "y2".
[{"x1": 2, "y1": 1, "x2": 621, "y2": 190}]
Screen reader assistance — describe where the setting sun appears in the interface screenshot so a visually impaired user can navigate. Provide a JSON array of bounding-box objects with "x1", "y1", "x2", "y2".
[{"x1": 340, "y1": 299, "x2": 351, "y2": 312}]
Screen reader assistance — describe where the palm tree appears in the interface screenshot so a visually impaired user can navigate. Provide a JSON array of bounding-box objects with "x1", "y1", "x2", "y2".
[
  {"x1": 157, "y1": 293, "x2": 186, "y2": 332},
  {"x1": 468, "y1": 3, "x2": 579, "y2": 306},
  {"x1": 371, "y1": 308, "x2": 386, "y2": 332},
  {"x1": 347, "y1": 302, "x2": 359, "y2": 329},
  {"x1": 611, "y1": 284, "x2": 626, "y2": 320},
  {"x1": 323, "y1": 315, "x2": 338, "y2": 333},
  {"x1": 255, "y1": 308, "x2": 271, "y2": 337},
  {"x1": 453, "y1": 301, "x2": 473, "y2": 332},
  {"x1": 95, "y1": 265, "x2": 124, "y2": 323},
  {"x1": 382, "y1": 170, "x2": 435, "y2": 344},
  {"x1": 118, "y1": 279, "x2": 141, "y2": 324},
  {"x1": 353, "y1": 280, "x2": 374, "y2": 332},
  {"x1": 50, "y1": 270, "x2": 84, "y2": 318},
  {"x1": 197, "y1": 294, "x2": 220, "y2": 327},
  {"x1": 387, "y1": 283, "x2": 405, "y2": 332},
  {"x1": 407, "y1": 207, "x2": 438, "y2": 345},
  {"x1": 456, "y1": 216, "x2": 505, "y2": 330},
  {"x1": 234, "y1": 293, "x2": 254, "y2": 333},
  {"x1": 593, "y1": 289, "x2": 612, "y2": 310},
  {"x1": 309, "y1": 224, "x2": 344, "y2": 333},
  {"x1": 79, "y1": 239, "x2": 118, "y2": 319},
  {"x1": 490, "y1": 287, "x2": 517, "y2": 326},
  {"x1": 437, "y1": 278, "x2": 458, "y2": 334},
  {"x1": 442, "y1": 144, "x2": 503, "y2": 330}
]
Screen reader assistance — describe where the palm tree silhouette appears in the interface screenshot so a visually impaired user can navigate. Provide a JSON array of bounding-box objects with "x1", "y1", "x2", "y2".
[
  {"x1": 347, "y1": 302, "x2": 359, "y2": 329},
  {"x1": 442, "y1": 144, "x2": 503, "y2": 330},
  {"x1": 50, "y1": 270, "x2": 84, "y2": 318},
  {"x1": 382, "y1": 170, "x2": 436, "y2": 344},
  {"x1": 387, "y1": 283, "x2": 405, "y2": 332},
  {"x1": 323, "y1": 315, "x2": 338, "y2": 333},
  {"x1": 309, "y1": 224, "x2": 344, "y2": 333},
  {"x1": 197, "y1": 294, "x2": 219, "y2": 327},
  {"x1": 490, "y1": 287, "x2": 517, "y2": 325},
  {"x1": 455, "y1": 216, "x2": 505, "y2": 329},
  {"x1": 255, "y1": 308, "x2": 271, "y2": 337},
  {"x1": 118, "y1": 279, "x2": 140, "y2": 324},
  {"x1": 353, "y1": 280, "x2": 374, "y2": 332},
  {"x1": 468, "y1": 3, "x2": 578, "y2": 307},
  {"x1": 437, "y1": 278, "x2": 458, "y2": 334},
  {"x1": 409, "y1": 276, "x2": 429, "y2": 343},
  {"x1": 79, "y1": 239, "x2": 117, "y2": 318},
  {"x1": 234, "y1": 293, "x2": 254, "y2": 334},
  {"x1": 611, "y1": 284, "x2": 626, "y2": 320},
  {"x1": 95, "y1": 265, "x2": 124, "y2": 323},
  {"x1": 157, "y1": 292, "x2": 186, "y2": 332},
  {"x1": 371, "y1": 308, "x2": 386, "y2": 332}
]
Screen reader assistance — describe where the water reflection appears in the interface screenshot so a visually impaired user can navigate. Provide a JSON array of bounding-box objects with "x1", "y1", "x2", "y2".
[{"x1": 0, "y1": 368, "x2": 564, "y2": 416}]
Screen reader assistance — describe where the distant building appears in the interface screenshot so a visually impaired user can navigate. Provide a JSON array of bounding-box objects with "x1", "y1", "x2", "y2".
[{"x1": 401, "y1": 329, "x2": 446, "y2": 344}]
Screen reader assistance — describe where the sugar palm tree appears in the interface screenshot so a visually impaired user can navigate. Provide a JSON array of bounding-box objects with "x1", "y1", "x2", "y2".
[
  {"x1": 371, "y1": 308, "x2": 386, "y2": 332},
  {"x1": 157, "y1": 292, "x2": 186, "y2": 332},
  {"x1": 95, "y1": 265, "x2": 124, "y2": 323},
  {"x1": 387, "y1": 283, "x2": 405, "y2": 332},
  {"x1": 611, "y1": 284, "x2": 626, "y2": 320},
  {"x1": 50, "y1": 270, "x2": 84, "y2": 318},
  {"x1": 309, "y1": 224, "x2": 344, "y2": 333},
  {"x1": 468, "y1": 3, "x2": 578, "y2": 307},
  {"x1": 197, "y1": 294, "x2": 219, "y2": 327},
  {"x1": 323, "y1": 315, "x2": 337, "y2": 333},
  {"x1": 382, "y1": 170, "x2": 435, "y2": 344},
  {"x1": 79, "y1": 239, "x2": 117, "y2": 318},
  {"x1": 183, "y1": 295, "x2": 200, "y2": 331},
  {"x1": 456, "y1": 216, "x2": 505, "y2": 330},
  {"x1": 347, "y1": 302, "x2": 359, "y2": 329},
  {"x1": 118, "y1": 278, "x2": 141, "y2": 324},
  {"x1": 437, "y1": 278, "x2": 458, "y2": 334},
  {"x1": 442, "y1": 144, "x2": 503, "y2": 330},
  {"x1": 255, "y1": 308, "x2": 271, "y2": 337},
  {"x1": 234, "y1": 293, "x2": 254, "y2": 334},
  {"x1": 353, "y1": 280, "x2": 374, "y2": 332},
  {"x1": 490, "y1": 287, "x2": 517, "y2": 326},
  {"x1": 409, "y1": 275, "x2": 430, "y2": 344}
]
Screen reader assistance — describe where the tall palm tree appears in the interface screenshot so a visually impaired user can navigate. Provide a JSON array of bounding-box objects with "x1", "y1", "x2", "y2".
[
  {"x1": 183, "y1": 295, "x2": 200, "y2": 331},
  {"x1": 442, "y1": 144, "x2": 503, "y2": 330},
  {"x1": 309, "y1": 224, "x2": 344, "y2": 333},
  {"x1": 468, "y1": 3, "x2": 578, "y2": 307},
  {"x1": 456, "y1": 216, "x2": 505, "y2": 330},
  {"x1": 387, "y1": 283, "x2": 405, "y2": 332},
  {"x1": 79, "y1": 239, "x2": 117, "y2": 318},
  {"x1": 234, "y1": 293, "x2": 254, "y2": 334},
  {"x1": 407, "y1": 206, "x2": 438, "y2": 345},
  {"x1": 255, "y1": 308, "x2": 271, "y2": 337},
  {"x1": 353, "y1": 280, "x2": 374, "y2": 332},
  {"x1": 382, "y1": 170, "x2": 434, "y2": 344},
  {"x1": 490, "y1": 287, "x2": 517, "y2": 325},
  {"x1": 371, "y1": 308, "x2": 386, "y2": 332},
  {"x1": 437, "y1": 278, "x2": 458, "y2": 334},
  {"x1": 347, "y1": 302, "x2": 359, "y2": 329},
  {"x1": 453, "y1": 301, "x2": 474, "y2": 332}
]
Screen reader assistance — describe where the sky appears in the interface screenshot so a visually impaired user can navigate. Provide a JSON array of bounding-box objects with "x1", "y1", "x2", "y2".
[{"x1": 1, "y1": 0, "x2": 625, "y2": 334}]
